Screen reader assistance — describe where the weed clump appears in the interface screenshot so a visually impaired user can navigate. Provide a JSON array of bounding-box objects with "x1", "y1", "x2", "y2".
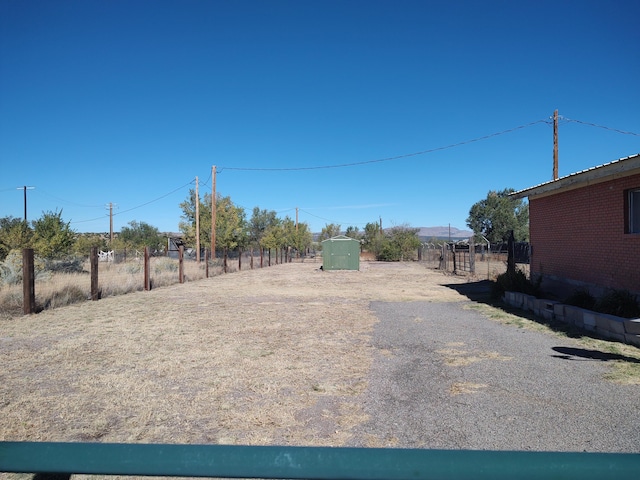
[
  {"x1": 492, "y1": 268, "x2": 541, "y2": 299},
  {"x1": 564, "y1": 288, "x2": 597, "y2": 310},
  {"x1": 564, "y1": 287, "x2": 640, "y2": 319},
  {"x1": 595, "y1": 289, "x2": 640, "y2": 319}
]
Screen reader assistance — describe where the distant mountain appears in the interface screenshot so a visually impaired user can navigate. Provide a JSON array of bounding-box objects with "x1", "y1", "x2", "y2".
[{"x1": 416, "y1": 226, "x2": 473, "y2": 240}]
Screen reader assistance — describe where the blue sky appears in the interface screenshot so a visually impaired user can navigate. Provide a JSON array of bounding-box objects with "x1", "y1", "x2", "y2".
[{"x1": 1, "y1": 0, "x2": 639, "y2": 234}]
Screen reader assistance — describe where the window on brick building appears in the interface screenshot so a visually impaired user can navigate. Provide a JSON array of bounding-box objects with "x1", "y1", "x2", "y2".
[{"x1": 629, "y1": 188, "x2": 640, "y2": 233}]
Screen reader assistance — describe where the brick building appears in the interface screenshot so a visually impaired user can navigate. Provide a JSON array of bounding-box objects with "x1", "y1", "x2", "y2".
[{"x1": 512, "y1": 153, "x2": 640, "y2": 298}]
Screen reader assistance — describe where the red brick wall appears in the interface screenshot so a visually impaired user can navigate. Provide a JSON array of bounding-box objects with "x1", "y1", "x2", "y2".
[{"x1": 529, "y1": 172, "x2": 640, "y2": 295}]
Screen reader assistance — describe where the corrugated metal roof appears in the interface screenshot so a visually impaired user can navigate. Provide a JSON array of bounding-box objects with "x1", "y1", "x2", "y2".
[{"x1": 510, "y1": 153, "x2": 640, "y2": 199}]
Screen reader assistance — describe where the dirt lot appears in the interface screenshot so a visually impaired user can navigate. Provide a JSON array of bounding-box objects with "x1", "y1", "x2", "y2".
[{"x1": 1, "y1": 261, "x2": 470, "y2": 446}]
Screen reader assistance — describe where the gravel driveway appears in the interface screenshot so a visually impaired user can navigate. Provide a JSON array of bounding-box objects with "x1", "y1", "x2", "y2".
[{"x1": 351, "y1": 300, "x2": 640, "y2": 453}]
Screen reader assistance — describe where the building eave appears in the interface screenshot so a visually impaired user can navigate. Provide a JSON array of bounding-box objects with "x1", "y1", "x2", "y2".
[{"x1": 510, "y1": 153, "x2": 640, "y2": 200}]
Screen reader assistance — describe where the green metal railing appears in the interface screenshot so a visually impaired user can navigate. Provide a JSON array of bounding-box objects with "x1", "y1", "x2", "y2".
[{"x1": 1, "y1": 442, "x2": 639, "y2": 480}]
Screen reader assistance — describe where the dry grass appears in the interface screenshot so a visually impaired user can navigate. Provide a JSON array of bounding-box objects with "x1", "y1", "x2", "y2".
[
  {"x1": 0, "y1": 262, "x2": 468, "y2": 449},
  {"x1": 0, "y1": 258, "x2": 217, "y2": 319}
]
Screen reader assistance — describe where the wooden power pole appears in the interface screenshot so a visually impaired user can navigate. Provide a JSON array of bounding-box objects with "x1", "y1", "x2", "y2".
[
  {"x1": 195, "y1": 176, "x2": 200, "y2": 263},
  {"x1": 211, "y1": 166, "x2": 216, "y2": 258},
  {"x1": 553, "y1": 109, "x2": 559, "y2": 180}
]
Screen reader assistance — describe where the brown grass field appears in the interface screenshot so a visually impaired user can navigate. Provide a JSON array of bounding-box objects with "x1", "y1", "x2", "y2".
[{"x1": 1, "y1": 262, "x2": 469, "y2": 449}]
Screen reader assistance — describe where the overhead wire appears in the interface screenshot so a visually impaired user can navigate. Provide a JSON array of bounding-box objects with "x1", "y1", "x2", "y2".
[
  {"x1": 561, "y1": 117, "x2": 640, "y2": 136},
  {"x1": 70, "y1": 179, "x2": 195, "y2": 225},
  {"x1": 218, "y1": 119, "x2": 550, "y2": 172}
]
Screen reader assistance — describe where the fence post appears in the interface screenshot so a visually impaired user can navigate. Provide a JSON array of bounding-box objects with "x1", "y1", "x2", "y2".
[
  {"x1": 507, "y1": 230, "x2": 516, "y2": 275},
  {"x1": 469, "y1": 237, "x2": 475, "y2": 274},
  {"x1": 90, "y1": 247, "x2": 99, "y2": 300},
  {"x1": 144, "y1": 247, "x2": 151, "y2": 291},
  {"x1": 451, "y1": 243, "x2": 457, "y2": 274},
  {"x1": 179, "y1": 246, "x2": 184, "y2": 283},
  {"x1": 238, "y1": 248, "x2": 242, "y2": 271},
  {"x1": 22, "y1": 248, "x2": 35, "y2": 314},
  {"x1": 205, "y1": 248, "x2": 209, "y2": 278}
]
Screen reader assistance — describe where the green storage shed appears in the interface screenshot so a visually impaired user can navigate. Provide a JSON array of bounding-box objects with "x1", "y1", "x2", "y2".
[{"x1": 321, "y1": 235, "x2": 360, "y2": 271}]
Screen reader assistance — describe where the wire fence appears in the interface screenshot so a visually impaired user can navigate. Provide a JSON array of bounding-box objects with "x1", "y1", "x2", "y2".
[{"x1": 0, "y1": 247, "x2": 319, "y2": 319}]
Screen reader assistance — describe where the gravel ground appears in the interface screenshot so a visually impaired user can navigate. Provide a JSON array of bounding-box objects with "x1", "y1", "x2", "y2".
[{"x1": 350, "y1": 300, "x2": 640, "y2": 453}]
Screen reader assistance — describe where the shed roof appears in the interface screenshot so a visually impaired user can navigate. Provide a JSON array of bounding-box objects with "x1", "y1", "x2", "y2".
[
  {"x1": 321, "y1": 235, "x2": 359, "y2": 242},
  {"x1": 510, "y1": 153, "x2": 640, "y2": 200}
]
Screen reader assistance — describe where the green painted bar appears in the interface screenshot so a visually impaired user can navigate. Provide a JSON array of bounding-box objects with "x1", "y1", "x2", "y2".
[{"x1": 1, "y1": 442, "x2": 639, "y2": 480}]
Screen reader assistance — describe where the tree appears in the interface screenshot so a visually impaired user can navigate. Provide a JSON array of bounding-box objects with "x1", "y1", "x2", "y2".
[
  {"x1": 179, "y1": 189, "x2": 212, "y2": 249},
  {"x1": 378, "y1": 225, "x2": 421, "y2": 261},
  {"x1": 249, "y1": 207, "x2": 277, "y2": 247},
  {"x1": 319, "y1": 223, "x2": 341, "y2": 241},
  {"x1": 362, "y1": 221, "x2": 385, "y2": 258},
  {"x1": 0, "y1": 216, "x2": 32, "y2": 260},
  {"x1": 247, "y1": 207, "x2": 278, "y2": 266},
  {"x1": 280, "y1": 217, "x2": 313, "y2": 259},
  {"x1": 215, "y1": 195, "x2": 247, "y2": 271},
  {"x1": 73, "y1": 234, "x2": 107, "y2": 256},
  {"x1": 31, "y1": 210, "x2": 76, "y2": 258},
  {"x1": 119, "y1": 221, "x2": 164, "y2": 252},
  {"x1": 260, "y1": 219, "x2": 283, "y2": 265},
  {"x1": 467, "y1": 188, "x2": 529, "y2": 244},
  {"x1": 344, "y1": 226, "x2": 361, "y2": 240}
]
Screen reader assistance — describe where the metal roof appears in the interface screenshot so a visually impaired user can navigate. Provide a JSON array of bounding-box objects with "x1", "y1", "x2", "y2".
[{"x1": 510, "y1": 153, "x2": 640, "y2": 199}]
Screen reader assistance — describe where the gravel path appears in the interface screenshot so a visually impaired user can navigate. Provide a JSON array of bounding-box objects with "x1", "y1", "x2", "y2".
[{"x1": 350, "y1": 300, "x2": 640, "y2": 453}]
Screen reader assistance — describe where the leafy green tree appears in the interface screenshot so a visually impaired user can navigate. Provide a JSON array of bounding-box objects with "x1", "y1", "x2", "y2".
[
  {"x1": 345, "y1": 226, "x2": 361, "y2": 240},
  {"x1": 387, "y1": 225, "x2": 421, "y2": 261},
  {"x1": 31, "y1": 210, "x2": 76, "y2": 258},
  {"x1": 319, "y1": 223, "x2": 341, "y2": 241},
  {"x1": 179, "y1": 189, "x2": 212, "y2": 249},
  {"x1": 278, "y1": 217, "x2": 313, "y2": 259},
  {"x1": 466, "y1": 188, "x2": 529, "y2": 244},
  {"x1": 119, "y1": 221, "x2": 164, "y2": 252},
  {"x1": 249, "y1": 207, "x2": 278, "y2": 254},
  {"x1": 362, "y1": 221, "x2": 385, "y2": 258},
  {"x1": 260, "y1": 219, "x2": 283, "y2": 265},
  {"x1": 215, "y1": 195, "x2": 247, "y2": 271},
  {"x1": 73, "y1": 234, "x2": 107, "y2": 256},
  {"x1": 0, "y1": 216, "x2": 32, "y2": 260},
  {"x1": 291, "y1": 221, "x2": 313, "y2": 256}
]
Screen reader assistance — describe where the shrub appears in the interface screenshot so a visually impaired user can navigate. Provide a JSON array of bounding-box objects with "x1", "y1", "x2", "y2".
[
  {"x1": 154, "y1": 258, "x2": 178, "y2": 274},
  {"x1": 492, "y1": 268, "x2": 541, "y2": 299},
  {"x1": 45, "y1": 256, "x2": 85, "y2": 274},
  {"x1": 0, "y1": 250, "x2": 48, "y2": 285},
  {"x1": 564, "y1": 288, "x2": 597, "y2": 310},
  {"x1": 41, "y1": 285, "x2": 88, "y2": 310},
  {"x1": 595, "y1": 289, "x2": 640, "y2": 319}
]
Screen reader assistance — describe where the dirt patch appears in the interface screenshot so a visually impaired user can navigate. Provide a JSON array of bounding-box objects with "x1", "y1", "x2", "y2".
[{"x1": 0, "y1": 262, "x2": 469, "y2": 446}]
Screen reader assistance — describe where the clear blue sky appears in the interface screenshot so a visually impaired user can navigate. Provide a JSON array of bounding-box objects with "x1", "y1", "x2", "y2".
[{"x1": 1, "y1": 0, "x2": 639, "y2": 234}]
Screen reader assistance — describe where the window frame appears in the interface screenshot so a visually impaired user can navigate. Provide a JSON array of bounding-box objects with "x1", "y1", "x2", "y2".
[{"x1": 628, "y1": 188, "x2": 640, "y2": 234}]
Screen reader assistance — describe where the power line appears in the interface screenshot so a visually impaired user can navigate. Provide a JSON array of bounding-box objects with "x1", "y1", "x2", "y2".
[
  {"x1": 562, "y1": 117, "x2": 640, "y2": 136},
  {"x1": 218, "y1": 119, "x2": 549, "y2": 172},
  {"x1": 70, "y1": 180, "x2": 195, "y2": 225},
  {"x1": 114, "y1": 180, "x2": 195, "y2": 216}
]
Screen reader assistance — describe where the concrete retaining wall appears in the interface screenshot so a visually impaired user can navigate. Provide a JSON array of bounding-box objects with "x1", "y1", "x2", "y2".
[{"x1": 503, "y1": 291, "x2": 640, "y2": 348}]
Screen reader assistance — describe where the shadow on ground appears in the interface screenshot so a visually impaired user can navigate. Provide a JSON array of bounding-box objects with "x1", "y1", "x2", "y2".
[
  {"x1": 443, "y1": 279, "x2": 640, "y2": 364},
  {"x1": 552, "y1": 346, "x2": 640, "y2": 363}
]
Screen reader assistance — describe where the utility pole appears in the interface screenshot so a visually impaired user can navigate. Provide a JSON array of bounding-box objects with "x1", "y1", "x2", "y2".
[
  {"x1": 17, "y1": 186, "x2": 34, "y2": 222},
  {"x1": 553, "y1": 109, "x2": 559, "y2": 180},
  {"x1": 108, "y1": 202, "x2": 114, "y2": 243},
  {"x1": 295, "y1": 207, "x2": 299, "y2": 232},
  {"x1": 211, "y1": 166, "x2": 217, "y2": 258},
  {"x1": 195, "y1": 176, "x2": 200, "y2": 263}
]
